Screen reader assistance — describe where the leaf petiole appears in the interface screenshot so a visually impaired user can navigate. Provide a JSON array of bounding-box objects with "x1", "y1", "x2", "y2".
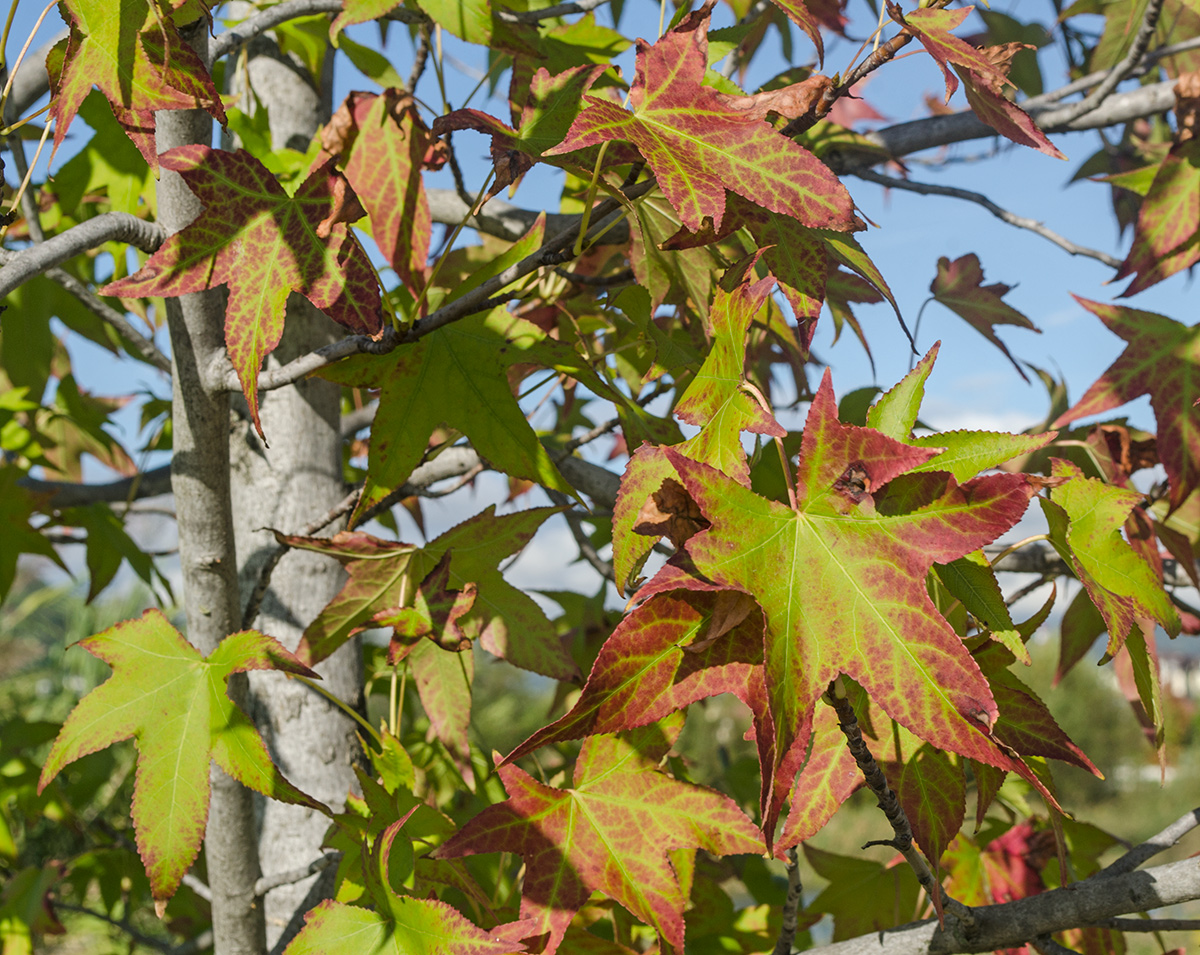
[
  {"x1": 573, "y1": 141, "x2": 611, "y2": 258},
  {"x1": 294, "y1": 674, "x2": 382, "y2": 749}
]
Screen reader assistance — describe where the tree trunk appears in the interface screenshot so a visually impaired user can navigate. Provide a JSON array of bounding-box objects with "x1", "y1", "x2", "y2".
[
  {"x1": 223, "y1": 16, "x2": 364, "y2": 953},
  {"x1": 162, "y1": 20, "x2": 266, "y2": 955}
]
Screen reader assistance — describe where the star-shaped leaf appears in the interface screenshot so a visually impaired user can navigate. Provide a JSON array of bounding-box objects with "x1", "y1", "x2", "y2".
[
  {"x1": 1052, "y1": 297, "x2": 1200, "y2": 510},
  {"x1": 49, "y1": 0, "x2": 226, "y2": 168},
  {"x1": 38, "y1": 610, "x2": 324, "y2": 909},
  {"x1": 317, "y1": 89, "x2": 436, "y2": 294},
  {"x1": 436, "y1": 720, "x2": 764, "y2": 955},
  {"x1": 284, "y1": 506, "x2": 577, "y2": 681},
  {"x1": 647, "y1": 368, "x2": 1040, "y2": 837},
  {"x1": 929, "y1": 254, "x2": 1039, "y2": 381},
  {"x1": 1041, "y1": 458, "x2": 1180, "y2": 659},
  {"x1": 322, "y1": 309, "x2": 575, "y2": 524},
  {"x1": 101, "y1": 146, "x2": 383, "y2": 436},
  {"x1": 544, "y1": 2, "x2": 856, "y2": 233}
]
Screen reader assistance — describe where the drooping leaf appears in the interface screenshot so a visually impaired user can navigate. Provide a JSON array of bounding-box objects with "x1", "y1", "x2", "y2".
[
  {"x1": 286, "y1": 506, "x2": 577, "y2": 681},
  {"x1": 776, "y1": 702, "x2": 860, "y2": 848},
  {"x1": 952, "y1": 61, "x2": 1065, "y2": 160},
  {"x1": 49, "y1": 0, "x2": 226, "y2": 168},
  {"x1": 321, "y1": 308, "x2": 575, "y2": 523},
  {"x1": 803, "y1": 844, "x2": 920, "y2": 941},
  {"x1": 38, "y1": 611, "x2": 324, "y2": 907},
  {"x1": 504, "y1": 590, "x2": 764, "y2": 763},
  {"x1": 317, "y1": 90, "x2": 435, "y2": 294},
  {"x1": 890, "y1": 5, "x2": 1008, "y2": 103},
  {"x1": 329, "y1": 0, "x2": 402, "y2": 39},
  {"x1": 0, "y1": 469, "x2": 66, "y2": 603},
  {"x1": 544, "y1": 3, "x2": 857, "y2": 233},
  {"x1": 929, "y1": 254, "x2": 1039, "y2": 381},
  {"x1": 436, "y1": 721, "x2": 764, "y2": 955},
  {"x1": 935, "y1": 551, "x2": 1027, "y2": 664},
  {"x1": 1052, "y1": 298, "x2": 1200, "y2": 511},
  {"x1": 644, "y1": 367, "x2": 1044, "y2": 838},
  {"x1": 1114, "y1": 140, "x2": 1200, "y2": 294},
  {"x1": 1040, "y1": 459, "x2": 1180, "y2": 661},
  {"x1": 897, "y1": 743, "x2": 964, "y2": 871},
  {"x1": 673, "y1": 278, "x2": 786, "y2": 484},
  {"x1": 100, "y1": 147, "x2": 382, "y2": 436}
]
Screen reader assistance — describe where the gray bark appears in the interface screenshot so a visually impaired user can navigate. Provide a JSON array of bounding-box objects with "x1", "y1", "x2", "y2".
[
  {"x1": 159, "y1": 21, "x2": 266, "y2": 955},
  {"x1": 222, "y1": 9, "x2": 363, "y2": 951}
]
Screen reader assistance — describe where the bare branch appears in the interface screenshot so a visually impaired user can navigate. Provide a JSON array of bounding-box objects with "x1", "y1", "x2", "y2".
[
  {"x1": 0, "y1": 213, "x2": 165, "y2": 298},
  {"x1": 19, "y1": 464, "x2": 173, "y2": 508},
  {"x1": 8, "y1": 137, "x2": 45, "y2": 243},
  {"x1": 41, "y1": 264, "x2": 173, "y2": 373},
  {"x1": 254, "y1": 853, "x2": 339, "y2": 898},
  {"x1": 242, "y1": 181, "x2": 654, "y2": 395},
  {"x1": 1087, "y1": 917, "x2": 1200, "y2": 932},
  {"x1": 772, "y1": 846, "x2": 803, "y2": 955},
  {"x1": 425, "y1": 188, "x2": 627, "y2": 246},
  {"x1": 826, "y1": 681, "x2": 975, "y2": 928},
  {"x1": 1032, "y1": 936, "x2": 1081, "y2": 955},
  {"x1": 341, "y1": 402, "x2": 378, "y2": 437},
  {"x1": 812, "y1": 856, "x2": 1200, "y2": 954},
  {"x1": 546, "y1": 489, "x2": 615, "y2": 582},
  {"x1": 851, "y1": 169, "x2": 1122, "y2": 268},
  {"x1": 209, "y1": 0, "x2": 427, "y2": 63},
  {"x1": 497, "y1": 0, "x2": 610, "y2": 24},
  {"x1": 1098, "y1": 807, "x2": 1200, "y2": 880},
  {"x1": 1047, "y1": 0, "x2": 1165, "y2": 127},
  {"x1": 181, "y1": 873, "x2": 212, "y2": 902},
  {"x1": 986, "y1": 541, "x2": 1198, "y2": 588}
]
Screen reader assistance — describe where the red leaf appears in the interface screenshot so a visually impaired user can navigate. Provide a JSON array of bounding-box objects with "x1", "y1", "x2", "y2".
[
  {"x1": 1052, "y1": 298, "x2": 1200, "y2": 511},
  {"x1": 930, "y1": 254, "x2": 1040, "y2": 381},
  {"x1": 100, "y1": 147, "x2": 382, "y2": 437},
  {"x1": 955, "y1": 65, "x2": 1066, "y2": 160},
  {"x1": 437, "y1": 723, "x2": 764, "y2": 954},
  {"x1": 544, "y1": 2, "x2": 857, "y2": 233},
  {"x1": 888, "y1": 4, "x2": 1008, "y2": 103}
]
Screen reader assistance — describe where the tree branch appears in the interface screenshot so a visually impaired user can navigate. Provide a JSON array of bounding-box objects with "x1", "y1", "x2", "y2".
[
  {"x1": 1097, "y1": 807, "x2": 1200, "y2": 880},
  {"x1": 772, "y1": 846, "x2": 803, "y2": 955},
  {"x1": 209, "y1": 0, "x2": 427, "y2": 63},
  {"x1": 545, "y1": 489, "x2": 615, "y2": 582},
  {"x1": 425, "y1": 188, "x2": 628, "y2": 247},
  {"x1": 1087, "y1": 917, "x2": 1200, "y2": 932},
  {"x1": 1046, "y1": 0, "x2": 1165, "y2": 127},
  {"x1": 239, "y1": 181, "x2": 654, "y2": 395},
  {"x1": 811, "y1": 856, "x2": 1200, "y2": 954},
  {"x1": 41, "y1": 264, "x2": 173, "y2": 373},
  {"x1": 497, "y1": 0, "x2": 610, "y2": 23},
  {"x1": 851, "y1": 169, "x2": 1122, "y2": 268},
  {"x1": 253, "y1": 853, "x2": 339, "y2": 898},
  {"x1": 0, "y1": 213, "x2": 165, "y2": 298},
  {"x1": 826, "y1": 680, "x2": 975, "y2": 928},
  {"x1": 19, "y1": 464, "x2": 174, "y2": 508}
]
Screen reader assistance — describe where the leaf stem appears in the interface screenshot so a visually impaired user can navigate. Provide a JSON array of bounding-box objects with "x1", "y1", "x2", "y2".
[
  {"x1": 741, "y1": 380, "x2": 797, "y2": 510},
  {"x1": 0, "y1": 0, "x2": 56, "y2": 118},
  {"x1": 573, "y1": 141, "x2": 611, "y2": 257},
  {"x1": 989, "y1": 534, "x2": 1050, "y2": 568},
  {"x1": 294, "y1": 674, "x2": 381, "y2": 748},
  {"x1": 0, "y1": 111, "x2": 51, "y2": 243},
  {"x1": 411, "y1": 167, "x2": 496, "y2": 320}
]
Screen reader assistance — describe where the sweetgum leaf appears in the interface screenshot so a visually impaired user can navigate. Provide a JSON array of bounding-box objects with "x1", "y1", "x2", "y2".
[
  {"x1": 321, "y1": 309, "x2": 575, "y2": 523},
  {"x1": 673, "y1": 278, "x2": 786, "y2": 484},
  {"x1": 286, "y1": 506, "x2": 577, "y2": 681},
  {"x1": 1041, "y1": 459, "x2": 1180, "y2": 660},
  {"x1": 897, "y1": 743, "x2": 964, "y2": 871},
  {"x1": 544, "y1": 2, "x2": 856, "y2": 233},
  {"x1": 954, "y1": 64, "x2": 1065, "y2": 160},
  {"x1": 776, "y1": 702, "x2": 860, "y2": 848},
  {"x1": 50, "y1": 0, "x2": 226, "y2": 168},
  {"x1": 929, "y1": 254, "x2": 1039, "y2": 382},
  {"x1": 0, "y1": 469, "x2": 66, "y2": 602},
  {"x1": 1052, "y1": 297, "x2": 1200, "y2": 510},
  {"x1": 436, "y1": 721, "x2": 764, "y2": 955},
  {"x1": 317, "y1": 90, "x2": 434, "y2": 294},
  {"x1": 100, "y1": 147, "x2": 382, "y2": 436},
  {"x1": 889, "y1": 5, "x2": 1008, "y2": 103},
  {"x1": 650, "y1": 368, "x2": 1041, "y2": 838},
  {"x1": 804, "y1": 844, "x2": 920, "y2": 941},
  {"x1": 504, "y1": 590, "x2": 765, "y2": 764},
  {"x1": 38, "y1": 611, "x2": 324, "y2": 906}
]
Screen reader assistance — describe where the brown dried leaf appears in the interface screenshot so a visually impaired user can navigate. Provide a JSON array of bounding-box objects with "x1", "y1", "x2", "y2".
[
  {"x1": 633, "y1": 477, "x2": 710, "y2": 547},
  {"x1": 714, "y1": 73, "x2": 836, "y2": 122},
  {"x1": 1175, "y1": 69, "x2": 1200, "y2": 144}
]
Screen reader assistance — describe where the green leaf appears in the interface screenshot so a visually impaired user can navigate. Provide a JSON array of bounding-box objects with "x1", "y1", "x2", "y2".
[
  {"x1": 935, "y1": 551, "x2": 1027, "y2": 665},
  {"x1": 804, "y1": 844, "x2": 920, "y2": 941},
  {"x1": 0, "y1": 468, "x2": 66, "y2": 602},
  {"x1": 38, "y1": 611, "x2": 325, "y2": 906}
]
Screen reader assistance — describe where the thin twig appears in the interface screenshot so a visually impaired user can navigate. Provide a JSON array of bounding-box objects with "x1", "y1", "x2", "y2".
[
  {"x1": 1047, "y1": 0, "x2": 1165, "y2": 126},
  {"x1": 553, "y1": 266, "x2": 635, "y2": 287},
  {"x1": 18, "y1": 464, "x2": 173, "y2": 508},
  {"x1": 209, "y1": 0, "x2": 427, "y2": 63},
  {"x1": 243, "y1": 180, "x2": 656, "y2": 396},
  {"x1": 826, "y1": 680, "x2": 975, "y2": 928},
  {"x1": 181, "y1": 873, "x2": 212, "y2": 902},
  {"x1": 719, "y1": 0, "x2": 772, "y2": 79},
  {"x1": 253, "y1": 852, "x2": 339, "y2": 898},
  {"x1": 1032, "y1": 936, "x2": 1081, "y2": 955},
  {"x1": 496, "y1": 0, "x2": 610, "y2": 23},
  {"x1": 54, "y1": 903, "x2": 174, "y2": 953},
  {"x1": 0, "y1": 213, "x2": 166, "y2": 298},
  {"x1": 407, "y1": 22, "x2": 433, "y2": 93},
  {"x1": 242, "y1": 488, "x2": 360, "y2": 628},
  {"x1": 546, "y1": 489, "x2": 615, "y2": 582},
  {"x1": 41, "y1": 263, "x2": 173, "y2": 373},
  {"x1": 1099, "y1": 807, "x2": 1200, "y2": 880},
  {"x1": 1004, "y1": 573, "x2": 1055, "y2": 608},
  {"x1": 7, "y1": 136, "x2": 44, "y2": 243},
  {"x1": 1089, "y1": 917, "x2": 1200, "y2": 932},
  {"x1": 772, "y1": 846, "x2": 803, "y2": 955},
  {"x1": 853, "y1": 168, "x2": 1122, "y2": 268}
]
